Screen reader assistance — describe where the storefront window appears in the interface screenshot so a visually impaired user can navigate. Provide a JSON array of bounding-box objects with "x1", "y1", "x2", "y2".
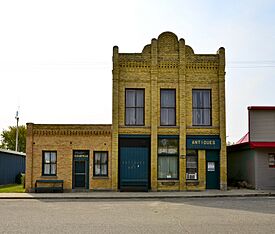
[
  {"x1": 269, "y1": 153, "x2": 275, "y2": 168},
  {"x1": 158, "y1": 137, "x2": 178, "y2": 179},
  {"x1": 186, "y1": 150, "x2": 198, "y2": 180}
]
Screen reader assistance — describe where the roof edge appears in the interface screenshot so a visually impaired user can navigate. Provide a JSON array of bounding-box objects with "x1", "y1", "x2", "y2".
[
  {"x1": 248, "y1": 106, "x2": 275, "y2": 110},
  {"x1": 0, "y1": 148, "x2": 26, "y2": 156}
]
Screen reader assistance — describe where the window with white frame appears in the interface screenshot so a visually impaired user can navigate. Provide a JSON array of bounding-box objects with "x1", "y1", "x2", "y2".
[
  {"x1": 192, "y1": 89, "x2": 211, "y2": 126},
  {"x1": 158, "y1": 137, "x2": 178, "y2": 179},
  {"x1": 186, "y1": 150, "x2": 198, "y2": 180},
  {"x1": 160, "y1": 89, "x2": 176, "y2": 126},
  {"x1": 125, "y1": 89, "x2": 144, "y2": 126},
  {"x1": 94, "y1": 152, "x2": 108, "y2": 176},
  {"x1": 42, "y1": 151, "x2": 57, "y2": 176}
]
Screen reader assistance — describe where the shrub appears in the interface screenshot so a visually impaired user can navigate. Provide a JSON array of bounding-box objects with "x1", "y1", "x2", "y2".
[{"x1": 15, "y1": 173, "x2": 25, "y2": 185}]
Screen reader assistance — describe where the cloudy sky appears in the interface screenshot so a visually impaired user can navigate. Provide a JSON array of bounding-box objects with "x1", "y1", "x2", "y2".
[{"x1": 0, "y1": 0, "x2": 274, "y2": 143}]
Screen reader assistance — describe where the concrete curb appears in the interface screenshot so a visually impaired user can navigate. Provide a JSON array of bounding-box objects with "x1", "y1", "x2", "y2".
[{"x1": 0, "y1": 192, "x2": 274, "y2": 200}]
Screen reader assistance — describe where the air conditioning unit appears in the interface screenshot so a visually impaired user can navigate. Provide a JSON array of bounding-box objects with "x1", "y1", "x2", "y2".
[{"x1": 186, "y1": 173, "x2": 197, "y2": 180}]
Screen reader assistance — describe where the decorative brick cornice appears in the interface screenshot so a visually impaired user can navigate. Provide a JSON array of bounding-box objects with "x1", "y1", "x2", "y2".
[
  {"x1": 32, "y1": 124, "x2": 112, "y2": 136},
  {"x1": 158, "y1": 62, "x2": 178, "y2": 69},
  {"x1": 33, "y1": 129, "x2": 111, "y2": 136},
  {"x1": 119, "y1": 61, "x2": 150, "y2": 70},
  {"x1": 186, "y1": 62, "x2": 218, "y2": 71}
]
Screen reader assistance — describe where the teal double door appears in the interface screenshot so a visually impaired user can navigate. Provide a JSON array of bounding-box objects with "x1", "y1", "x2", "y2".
[
  {"x1": 206, "y1": 150, "x2": 220, "y2": 189},
  {"x1": 119, "y1": 137, "x2": 150, "y2": 191}
]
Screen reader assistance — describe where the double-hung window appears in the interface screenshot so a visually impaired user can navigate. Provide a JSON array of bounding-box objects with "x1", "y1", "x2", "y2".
[
  {"x1": 158, "y1": 137, "x2": 179, "y2": 179},
  {"x1": 42, "y1": 151, "x2": 57, "y2": 176},
  {"x1": 160, "y1": 89, "x2": 176, "y2": 126},
  {"x1": 192, "y1": 89, "x2": 211, "y2": 126},
  {"x1": 125, "y1": 89, "x2": 144, "y2": 126},
  {"x1": 94, "y1": 152, "x2": 108, "y2": 176},
  {"x1": 186, "y1": 150, "x2": 198, "y2": 180}
]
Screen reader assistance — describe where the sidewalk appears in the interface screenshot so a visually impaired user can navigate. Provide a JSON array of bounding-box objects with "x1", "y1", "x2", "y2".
[{"x1": 0, "y1": 189, "x2": 274, "y2": 200}]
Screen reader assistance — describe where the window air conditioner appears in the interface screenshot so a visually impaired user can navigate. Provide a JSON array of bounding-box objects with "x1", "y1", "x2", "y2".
[{"x1": 187, "y1": 173, "x2": 197, "y2": 180}]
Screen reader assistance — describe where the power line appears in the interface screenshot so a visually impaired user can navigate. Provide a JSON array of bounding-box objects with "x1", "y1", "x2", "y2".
[
  {"x1": 228, "y1": 65, "x2": 275, "y2": 69},
  {"x1": 227, "y1": 60, "x2": 275, "y2": 68},
  {"x1": 228, "y1": 60, "x2": 275, "y2": 64}
]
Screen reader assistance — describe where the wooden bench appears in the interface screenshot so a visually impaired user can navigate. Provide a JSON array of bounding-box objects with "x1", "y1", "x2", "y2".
[{"x1": 35, "y1": 180, "x2": 64, "y2": 193}]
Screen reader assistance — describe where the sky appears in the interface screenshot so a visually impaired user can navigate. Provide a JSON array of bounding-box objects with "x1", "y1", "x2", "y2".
[{"x1": 0, "y1": 0, "x2": 275, "y2": 143}]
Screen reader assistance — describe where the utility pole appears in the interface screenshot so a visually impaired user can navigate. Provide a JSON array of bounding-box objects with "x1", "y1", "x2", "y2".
[{"x1": 15, "y1": 110, "x2": 19, "y2": 152}]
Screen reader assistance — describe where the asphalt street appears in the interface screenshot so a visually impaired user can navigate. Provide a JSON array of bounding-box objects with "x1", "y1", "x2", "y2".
[{"x1": 0, "y1": 197, "x2": 274, "y2": 234}]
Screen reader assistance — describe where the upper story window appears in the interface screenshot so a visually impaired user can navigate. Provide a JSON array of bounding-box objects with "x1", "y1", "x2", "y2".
[
  {"x1": 125, "y1": 89, "x2": 144, "y2": 126},
  {"x1": 42, "y1": 151, "x2": 57, "y2": 176},
  {"x1": 160, "y1": 89, "x2": 176, "y2": 126},
  {"x1": 192, "y1": 89, "x2": 211, "y2": 126}
]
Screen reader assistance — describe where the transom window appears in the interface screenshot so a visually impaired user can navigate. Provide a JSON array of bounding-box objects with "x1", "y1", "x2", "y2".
[
  {"x1": 125, "y1": 89, "x2": 144, "y2": 126},
  {"x1": 42, "y1": 151, "x2": 57, "y2": 176},
  {"x1": 186, "y1": 150, "x2": 198, "y2": 180},
  {"x1": 160, "y1": 89, "x2": 176, "y2": 126},
  {"x1": 158, "y1": 137, "x2": 179, "y2": 179},
  {"x1": 192, "y1": 89, "x2": 211, "y2": 126},
  {"x1": 94, "y1": 152, "x2": 108, "y2": 176}
]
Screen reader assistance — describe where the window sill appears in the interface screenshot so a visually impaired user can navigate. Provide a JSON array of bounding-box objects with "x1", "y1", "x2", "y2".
[
  {"x1": 40, "y1": 175, "x2": 58, "y2": 178},
  {"x1": 187, "y1": 125, "x2": 221, "y2": 129},
  {"x1": 119, "y1": 125, "x2": 150, "y2": 128},
  {"x1": 92, "y1": 176, "x2": 109, "y2": 180},
  {"x1": 158, "y1": 179, "x2": 179, "y2": 182},
  {"x1": 158, "y1": 126, "x2": 179, "y2": 128},
  {"x1": 186, "y1": 180, "x2": 199, "y2": 185},
  {"x1": 158, "y1": 180, "x2": 179, "y2": 186}
]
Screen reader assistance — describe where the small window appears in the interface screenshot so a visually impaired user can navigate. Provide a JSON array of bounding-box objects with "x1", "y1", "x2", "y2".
[
  {"x1": 192, "y1": 89, "x2": 211, "y2": 126},
  {"x1": 158, "y1": 137, "x2": 179, "y2": 179},
  {"x1": 94, "y1": 152, "x2": 108, "y2": 176},
  {"x1": 42, "y1": 151, "x2": 57, "y2": 176},
  {"x1": 125, "y1": 89, "x2": 144, "y2": 126},
  {"x1": 186, "y1": 150, "x2": 198, "y2": 180},
  {"x1": 269, "y1": 153, "x2": 275, "y2": 168},
  {"x1": 160, "y1": 89, "x2": 176, "y2": 126}
]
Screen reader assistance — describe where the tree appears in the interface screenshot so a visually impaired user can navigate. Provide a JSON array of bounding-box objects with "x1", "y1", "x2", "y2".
[{"x1": 0, "y1": 125, "x2": 26, "y2": 153}]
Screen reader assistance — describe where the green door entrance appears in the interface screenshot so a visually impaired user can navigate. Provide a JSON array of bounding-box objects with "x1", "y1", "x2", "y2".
[
  {"x1": 119, "y1": 137, "x2": 150, "y2": 191},
  {"x1": 206, "y1": 150, "x2": 220, "y2": 189},
  {"x1": 73, "y1": 151, "x2": 89, "y2": 189}
]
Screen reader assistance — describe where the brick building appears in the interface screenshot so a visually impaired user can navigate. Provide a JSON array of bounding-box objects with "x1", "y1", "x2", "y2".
[{"x1": 26, "y1": 32, "x2": 227, "y2": 192}]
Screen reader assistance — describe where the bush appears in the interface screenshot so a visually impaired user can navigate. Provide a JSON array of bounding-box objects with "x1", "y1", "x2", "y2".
[{"x1": 15, "y1": 173, "x2": 25, "y2": 185}]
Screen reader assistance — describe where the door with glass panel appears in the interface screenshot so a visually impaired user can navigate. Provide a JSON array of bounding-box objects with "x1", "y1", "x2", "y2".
[
  {"x1": 73, "y1": 150, "x2": 89, "y2": 189},
  {"x1": 206, "y1": 150, "x2": 220, "y2": 189}
]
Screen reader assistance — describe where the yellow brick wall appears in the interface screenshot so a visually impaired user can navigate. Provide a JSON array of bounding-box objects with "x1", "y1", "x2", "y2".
[
  {"x1": 112, "y1": 31, "x2": 227, "y2": 191},
  {"x1": 26, "y1": 124, "x2": 112, "y2": 192},
  {"x1": 26, "y1": 31, "x2": 227, "y2": 192}
]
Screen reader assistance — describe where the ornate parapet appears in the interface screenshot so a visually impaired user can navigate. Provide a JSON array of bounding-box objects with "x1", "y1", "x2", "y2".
[{"x1": 115, "y1": 31, "x2": 222, "y2": 74}]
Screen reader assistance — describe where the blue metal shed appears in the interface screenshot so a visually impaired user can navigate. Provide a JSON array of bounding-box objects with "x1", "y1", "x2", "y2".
[{"x1": 0, "y1": 149, "x2": 26, "y2": 185}]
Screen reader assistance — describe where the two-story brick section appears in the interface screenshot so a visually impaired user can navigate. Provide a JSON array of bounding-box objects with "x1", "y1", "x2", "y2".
[{"x1": 26, "y1": 32, "x2": 227, "y2": 192}]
